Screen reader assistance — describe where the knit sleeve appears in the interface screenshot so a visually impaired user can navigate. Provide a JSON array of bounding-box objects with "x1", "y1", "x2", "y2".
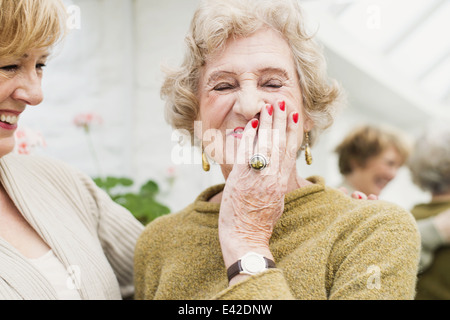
[
  {"x1": 327, "y1": 202, "x2": 421, "y2": 300},
  {"x1": 76, "y1": 171, "x2": 145, "y2": 299},
  {"x1": 213, "y1": 269, "x2": 294, "y2": 300},
  {"x1": 133, "y1": 217, "x2": 162, "y2": 300},
  {"x1": 416, "y1": 218, "x2": 445, "y2": 273}
]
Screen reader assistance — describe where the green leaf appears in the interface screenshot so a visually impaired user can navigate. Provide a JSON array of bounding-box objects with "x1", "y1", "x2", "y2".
[
  {"x1": 93, "y1": 177, "x2": 105, "y2": 188},
  {"x1": 118, "y1": 177, "x2": 133, "y2": 186},
  {"x1": 95, "y1": 176, "x2": 170, "y2": 225},
  {"x1": 140, "y1": 180, "x2": 159, "y2": 197}
]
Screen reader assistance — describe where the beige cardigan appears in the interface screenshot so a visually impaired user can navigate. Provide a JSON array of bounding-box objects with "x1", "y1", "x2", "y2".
[{"x1": 0, "y1": 154, "x2": 144, "y2": 300}]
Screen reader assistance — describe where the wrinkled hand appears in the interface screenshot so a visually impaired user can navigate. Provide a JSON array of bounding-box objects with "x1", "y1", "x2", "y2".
[{"x1": 219, "y1": 101, "x2": 299, "y2": 277}]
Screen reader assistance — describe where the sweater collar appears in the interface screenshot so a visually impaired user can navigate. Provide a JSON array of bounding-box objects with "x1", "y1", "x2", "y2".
[{"x1": 194, "y1": 176, "x2": 326, "y2": 214}]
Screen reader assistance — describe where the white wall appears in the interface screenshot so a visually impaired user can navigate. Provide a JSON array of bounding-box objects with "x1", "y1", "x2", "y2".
[
  {"x1": 19, "y1": 0, "x2": 431, "y2": 215},
  {"x1": 132, "y1": 0, "x2": 224, "y2": 213},
  {"x1": 21, "y1": 0, "x2": 135, "y2": 178}
]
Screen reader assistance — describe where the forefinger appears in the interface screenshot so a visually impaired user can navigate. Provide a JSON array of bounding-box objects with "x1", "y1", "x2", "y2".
[{"x1": 235, "y1": 118, "x2": 259, "y2": 170}]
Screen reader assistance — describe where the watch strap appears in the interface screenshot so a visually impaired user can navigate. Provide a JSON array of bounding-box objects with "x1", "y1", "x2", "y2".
[{"x1": 227, "y1": 256, "x2": 276, "y2": 282}]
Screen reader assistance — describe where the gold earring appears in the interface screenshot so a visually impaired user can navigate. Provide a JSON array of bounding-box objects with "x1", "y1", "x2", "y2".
[
  {"x1": 304, "y1": 132, "x2": 312, "y2": 165},
  {"x1": 202, "y1": 151, "x2": 210, "y2": 172}
]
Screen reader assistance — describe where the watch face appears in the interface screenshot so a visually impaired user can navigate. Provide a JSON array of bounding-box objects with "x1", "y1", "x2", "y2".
[{"x1": 241, "y1": 253, "x2": 266, "y2": 274}]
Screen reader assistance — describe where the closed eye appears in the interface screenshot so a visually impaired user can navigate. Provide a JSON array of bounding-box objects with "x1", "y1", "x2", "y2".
[
  {"x1": 0, "y1": 65, "x2": 19, "y2": 72},
  {"x1": 0, "y1": 64, "x2": 46, "y2": 73},
  {"x1": 262, "y1": 80, "x2": 283, "y2": 89},
  {"x1": 213, "y1": 82, "x2": 237, "y2": 91}
]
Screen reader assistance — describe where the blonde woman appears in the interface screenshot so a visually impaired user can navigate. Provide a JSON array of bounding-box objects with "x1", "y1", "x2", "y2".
[
  {"x1": 335, "y1": 124, "x2": 411, "y2": 198},
  {"x1": 134, "y1": 0, "x2": 420, "y2": 300},
  {"x1": 0, "y1": 0, "x2": 143, "y2": 299}
]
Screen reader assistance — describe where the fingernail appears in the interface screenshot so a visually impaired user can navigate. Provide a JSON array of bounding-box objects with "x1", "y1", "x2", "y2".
[
  {"x1": 251, "y1": 119, "x2": 259, "y2": 129},
  {"x1": 279, "y1": 101, "x2": 285, "y2": 111},
  {"x1": 266, "y1": 104, "x2": 273, "y2": 116},
  {"x1": 293, "y1": 112, "x2": 299, "y2": 124}
]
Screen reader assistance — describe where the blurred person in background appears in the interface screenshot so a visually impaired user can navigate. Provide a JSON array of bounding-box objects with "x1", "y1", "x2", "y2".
[
  {"x1": 0, "y1": 0, "x2": 143, "y2": 299},
  {"x1": 335, "y1": 124, "x2": 411, "y2": 198},
  {"x1": 134, "y1": 0, "x2": 420, "y2": 300},
  {"x1": 408, "y1": 120, "x2": 450, "y2": 300}
]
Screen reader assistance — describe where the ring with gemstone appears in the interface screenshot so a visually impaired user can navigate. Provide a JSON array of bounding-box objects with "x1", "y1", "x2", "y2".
[{"x1": 249, "y1": 153, "x2": 269, "y2": 171}]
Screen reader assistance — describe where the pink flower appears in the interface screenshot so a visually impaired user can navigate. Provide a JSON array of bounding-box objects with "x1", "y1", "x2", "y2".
[
  {"x1": 73, "y1": 112, "x2": 103, "y2": 132},
  {"x1": 15, "y1": 130, "x2": 26, "y2": 139},
  {"x1": 166, "y1": 166, "x2": 177, "y2": 187},
  {"x1": 17, "y1": 142, "x2": 30, "y2": 155},
  {"x1": 167, "y1": 166, "x2": 177, "y2": 178},
  {"x1": 14, "y1": 127, "x2": 47, "y2": 155}
]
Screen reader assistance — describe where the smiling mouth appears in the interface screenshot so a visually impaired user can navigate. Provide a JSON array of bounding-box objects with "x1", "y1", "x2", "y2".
[
  {"x1": 0, "y1": 114, "x2": 19, "y2": 125},
  {"x1": 374, "y1": 177, "x2": 390, "y2": 190}
]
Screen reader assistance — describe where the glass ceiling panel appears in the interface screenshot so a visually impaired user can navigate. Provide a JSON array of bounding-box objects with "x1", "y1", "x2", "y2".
[
  {"x1": 336, "y1": 0, "x2": 436, "y2": 52},
  {"x1": 420, "y1": 55, "x2": 450, "y2": 102},
  {"x1": 387, "y1": 0, "x2": 450, "y2": 79},
  {"x1": 300, "y1": 0, "x2": 450, "y2": 111}
]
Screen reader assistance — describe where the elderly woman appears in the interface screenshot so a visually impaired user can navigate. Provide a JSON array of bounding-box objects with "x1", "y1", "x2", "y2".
[
  {"x1": 408, "y1": 121, "x2": 450, "y2": 300},
  {"x1": 134, "y1": 0, "x2": 420, "y2": 299},
  {"x1": 334, "y1": 124, "x2": 411, "y2": 198},
  {"x1": 0, "y1": 0, "x2": 143, "y2": 299}
]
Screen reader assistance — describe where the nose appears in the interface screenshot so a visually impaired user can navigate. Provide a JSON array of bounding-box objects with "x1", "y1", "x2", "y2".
[
  {"x1": 11, "y1": 71, "x2": 44, "y2": 106},
  {"x1": 233, "y1": 85, "x2": 265, "y2": 120}
]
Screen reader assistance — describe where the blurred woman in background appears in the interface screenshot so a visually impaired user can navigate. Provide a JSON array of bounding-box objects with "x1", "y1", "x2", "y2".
[
  {"x1": 408, "y1": 120, "x2": 450, "y2": 300},
  {"x1": 0, "y1": 0, "x2": 143, "y2": 299},
  {"x1": 335, "y1": 124, "x2": 411, "y2": 198}
]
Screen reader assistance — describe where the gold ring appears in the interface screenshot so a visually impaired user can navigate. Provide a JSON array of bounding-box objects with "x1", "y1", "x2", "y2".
[{"x1": 249, "y1": 154, "x2": 269, "y2": 171}]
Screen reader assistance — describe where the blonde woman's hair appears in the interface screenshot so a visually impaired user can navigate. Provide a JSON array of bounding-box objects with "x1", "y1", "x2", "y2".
[
  {"x1": 161, "y1": 0, "x2": 343, "y2": 147},
  {"x1": 0, "y1": 0, "x2": 67, "y2": 59},
  {"x1": 335, "y1": 124, "x2": 411, "y2": 175}
]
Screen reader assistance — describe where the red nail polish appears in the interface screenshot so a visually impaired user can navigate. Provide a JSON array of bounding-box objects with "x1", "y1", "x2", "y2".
[
  {"x1": 293, "y1": 113, "x2": 299, "y2": 124},
  {"x1": 251, "y1": 119, "x2": 259, "y2": 129},
  {"x1": 266, "y1": 104, "x2": 273, "y2": 116},
  {"x1": 279, "y1": 101, "x2": 285, "y2": 111}
]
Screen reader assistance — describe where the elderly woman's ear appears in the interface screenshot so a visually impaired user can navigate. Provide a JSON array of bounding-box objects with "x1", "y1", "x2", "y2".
[{"x1": 303, "y1": 117, "x2": 314, "y2": 133}]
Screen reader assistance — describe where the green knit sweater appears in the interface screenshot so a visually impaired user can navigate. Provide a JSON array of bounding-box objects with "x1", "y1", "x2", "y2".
[
  {"x1": 134, "y1": 176, "x2": 420, "y2": 300},
  {"x1": 411, "y1": 200, "x2": 450, "y2": 300}
]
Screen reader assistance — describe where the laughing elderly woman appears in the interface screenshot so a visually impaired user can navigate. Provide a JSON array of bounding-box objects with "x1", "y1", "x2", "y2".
[{"x1": 134, "y1": 0, "x2": 420, "y2": 300}]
